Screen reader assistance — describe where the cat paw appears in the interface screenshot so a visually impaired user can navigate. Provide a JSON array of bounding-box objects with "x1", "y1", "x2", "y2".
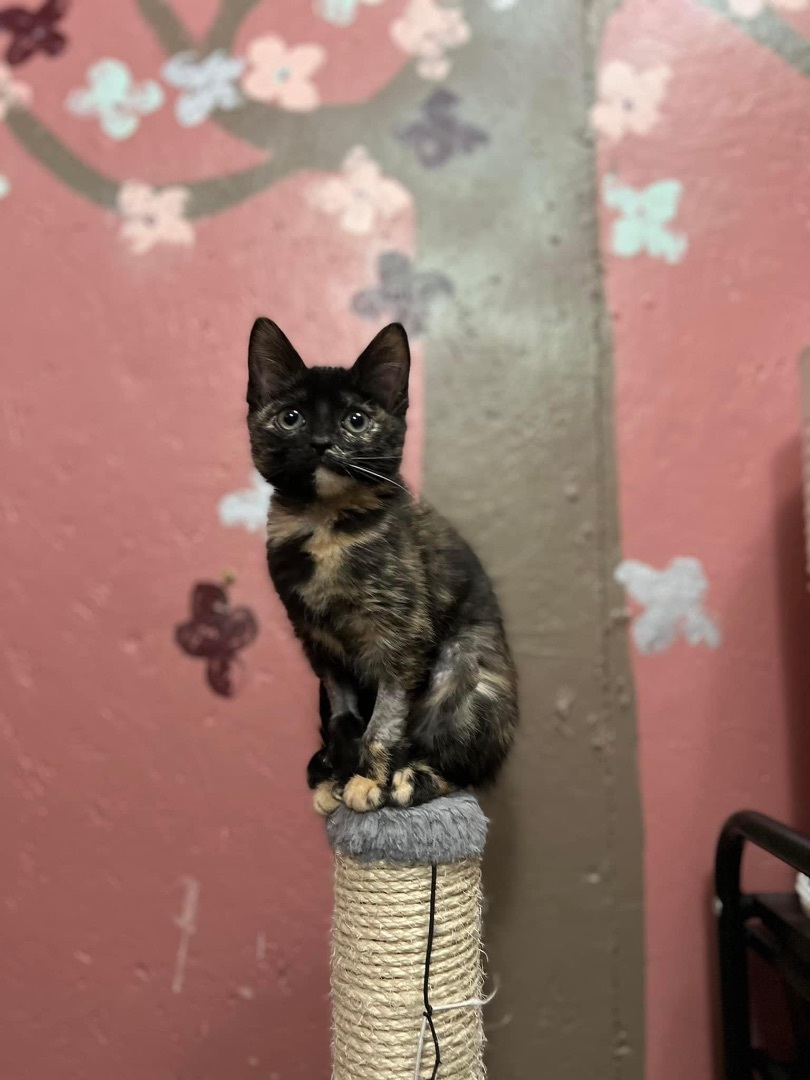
[
  {"x1": 313, "y1": 781, "x2": 342, "y2": 817},
  {"x1": 343, "y1": 774, "x2": 384, "y2": 813},
  {"x1": 389, "y1": 768, "x2": 415, "y2": 808}
]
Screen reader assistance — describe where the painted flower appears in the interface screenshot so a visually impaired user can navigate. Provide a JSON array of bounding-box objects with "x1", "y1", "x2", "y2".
[
  {"x1": 117, "y1": 181, "x2": 194, "y2": 255},
  {"x1": 65, "y1": 59, "x2": 163, "y2": 141},
  {"x1": 175, "y1": 581, "x2": 259, "y2": 698},
  {"x1": 590, "y1": 61, "x2": 670, "y2": 143},
  {"x1": 0, "y1": 60, "x2": 30, "y2": 117},
  {"x1": 314, "y1": 0, "x2": 385, "y2": 27},
  {"x1": 218, "y1": 471, "x2": 272, "y2": 533},
  {"x1": 308, "y1": 146, "x2": 410, "y2": 235},
  {"x1": 615, "y1": 557, "x2": 721, "y2": 655},
  {"x1": 395, "y1": 89, "x2": 488, "y2": 168},
  {"x1": 0, "y1": 173, "x2": 10, "y2": 197},
  {"x1": 603, "y1": 175, "x2": 687, "y2": 264},
  {"x1": 0, "y1": 0, "x2": 69, "y2": 67},
  {"x1": 391, "y1": 0, "x2": 471, "y2": 81},
  {"x1": 162, "y1": 50, "x2": 245, "y2": 128},
  {"x1": 352, "y1": 250, "x2": 453, "y2": 338},
  {"x1": 727, "y1": 0, "x2": 807, "y2": 16},
  {"x1": 241, "y1": 35, "x2": 325, "y2": 111}
]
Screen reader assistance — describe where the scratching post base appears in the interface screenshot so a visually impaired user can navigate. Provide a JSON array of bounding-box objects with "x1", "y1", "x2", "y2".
[{"x1": 326, "y1": 794, "x2": 489, "y2": 1080}]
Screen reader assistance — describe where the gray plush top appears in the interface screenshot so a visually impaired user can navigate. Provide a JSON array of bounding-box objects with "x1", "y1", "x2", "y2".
[{"x1": 326, "y1": 792, "x2": 488, "y2": 865}]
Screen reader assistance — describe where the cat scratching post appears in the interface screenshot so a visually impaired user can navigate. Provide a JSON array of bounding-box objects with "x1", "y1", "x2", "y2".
[{"x1": 326, "y1": 794, "x2": 489, "y2": 1080}]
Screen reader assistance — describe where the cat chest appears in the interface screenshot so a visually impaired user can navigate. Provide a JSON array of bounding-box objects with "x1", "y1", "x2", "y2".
[
  {"x1": 299, "y1": 526, "x2": 360, "y2": 609},
  {"x1": 267, "y1": 521, "x2": 369, "y2": 615}
]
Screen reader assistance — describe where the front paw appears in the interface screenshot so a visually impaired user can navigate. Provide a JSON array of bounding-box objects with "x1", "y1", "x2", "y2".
[
  {"x1": 343, "y1": 774, "x2": 384, "y2": 813},
  {"x1": 389, "y1": 768, "x2": 415, "y2": 808},
  {"x1": 313, "y1": 780, "x2": 342, "y2": 817}
]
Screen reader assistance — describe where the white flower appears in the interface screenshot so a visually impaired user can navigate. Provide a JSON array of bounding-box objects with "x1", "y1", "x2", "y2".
[
  {"x1": 117, "y1": 182, "x2": 194, "y2": 255},
  {"x1": 615, "y1": 557, "x2": 721, "y2": 654},
  {"x1": 391, "y1": 0, "x2": 471, "y2": 81},
  {"x1": 590, "y1": 61, "x2": 671, "y2": 143},
  {"x1": 307, "y1": 146, "x2": 410, "y2": 235},
  {"x1": 218, "y1": 471, "x2": 273, "y2": 533},
  {"x1": 0, "y1": 62, "x2": 31, "y2": 120},
  {"x1": 728, "y1": 0, "x2": 808, "y2": 18},
  {"x1": 162, "y1": 50, "x2": 245, "y2": 128}
]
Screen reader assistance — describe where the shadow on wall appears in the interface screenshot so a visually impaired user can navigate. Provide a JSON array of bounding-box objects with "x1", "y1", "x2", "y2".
[
  {"x1": 773, "y1": 439, "x2": 810, "y2": 835},
  {"x1": 703, "y1": 437, "x2": 810, "y2": 1077}
]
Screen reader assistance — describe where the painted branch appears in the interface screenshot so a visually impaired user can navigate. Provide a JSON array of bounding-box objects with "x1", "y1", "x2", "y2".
[
  {"x1": 137, "y1": 0, "x2": 427, "y2": 157},
  {"x1": 696, "y1": 0, "x2": 810, "y2": 76},
  {"x1": 135, "y1": 0, "x2": 194, "y2": 57},
  {"x1": 5, "y1": 110, "x2": 120, "y2": 209},
  {"x1": 6, "y1": 0, "x2": 430, "y2": 220},
  {"x1": 204, "y1": 0, "x2": 263, "y2": 53},
  {"x1": 5, "y1": 109, "x2": 288, "y2": 218}
]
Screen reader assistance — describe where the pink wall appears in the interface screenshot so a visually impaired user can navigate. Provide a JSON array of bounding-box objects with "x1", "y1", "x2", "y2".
[
  {"x1": 0, "y1": 3, "x2": 422, "y2": 1077},
  {"x1": 596, "y1": 2, "x2": 810, "y2": 1077},
  {"x1": 6, "y1": 0, "x2": 810, "y2": 1075}
]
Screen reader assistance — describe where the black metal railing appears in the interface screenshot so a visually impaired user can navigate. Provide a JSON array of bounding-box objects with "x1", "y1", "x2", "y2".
[{"x1": 716, "y1": 811, "x2": 810, "y2": 1080}]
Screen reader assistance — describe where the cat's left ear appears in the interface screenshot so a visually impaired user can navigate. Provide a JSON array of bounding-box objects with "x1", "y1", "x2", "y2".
[{"x1": 352, "y1": 323, "x2": 410, "y2": 415}]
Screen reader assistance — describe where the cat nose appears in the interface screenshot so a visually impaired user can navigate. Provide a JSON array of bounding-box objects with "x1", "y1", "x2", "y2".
[{"x1": 311, "y1": 436, "x2": 331, "y2": 455}]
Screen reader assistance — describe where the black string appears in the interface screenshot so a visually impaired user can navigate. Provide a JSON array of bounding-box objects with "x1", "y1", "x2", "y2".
[{"x1": 423, "y1": 861, "x2": 441, "y2": 1079}]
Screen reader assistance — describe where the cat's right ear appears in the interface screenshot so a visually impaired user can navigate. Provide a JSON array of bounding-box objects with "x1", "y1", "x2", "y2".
[{"x1": 247, "y1": 318, "x2": 306, "y2": 412}]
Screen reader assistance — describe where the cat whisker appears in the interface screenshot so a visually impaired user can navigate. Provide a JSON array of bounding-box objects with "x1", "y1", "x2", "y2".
[
  {"x1": 348, "y1": 453, "x2": 402, "y2": 462},
  {"x1": 344, "y1": 463, "x2": 409, "y2": 493}
]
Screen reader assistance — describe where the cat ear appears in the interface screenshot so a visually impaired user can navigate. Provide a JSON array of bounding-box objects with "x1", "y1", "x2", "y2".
[
  {"x1": 247, "y1": 318, "x2": 306, "y2": 411},
  {"x1": 352, "y1": 323, "x2": 410, "y2": 415}
]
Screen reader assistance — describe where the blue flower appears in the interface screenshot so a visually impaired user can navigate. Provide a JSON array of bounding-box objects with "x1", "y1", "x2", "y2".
[
  {"x1": 65, "y1": 58, "x2": 163, "y2": 141},
  {"x1": 313, "y1": 0, "x2": 384, "y2": 27},
  {"x1": 162, "y1": 50, "x2": 245, "y2": 128},
  {"x1": 603, "y1": 176, "x2": 688, "y2": 264}
]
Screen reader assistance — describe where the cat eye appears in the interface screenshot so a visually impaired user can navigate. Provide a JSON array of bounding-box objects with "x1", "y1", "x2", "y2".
[
  {"x1": 278, "y1": 408, "x2": 305, "y2": 431},
  {"x1": 343, "y1": 410, "x2": 369, "y2": 433}
]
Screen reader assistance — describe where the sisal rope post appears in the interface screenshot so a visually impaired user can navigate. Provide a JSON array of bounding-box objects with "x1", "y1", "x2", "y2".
[{"x1": 326, "y1": 794, "x2": 490, "y2": 1080}]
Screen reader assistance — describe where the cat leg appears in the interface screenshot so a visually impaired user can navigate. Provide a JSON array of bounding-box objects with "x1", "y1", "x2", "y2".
[
  {"x1": 323, "y1": 673, "x2": 367, "y2": 782},
  {"x1": 310, "y1": 674, "x2": 365, "y2": 815},
  {"x1": 390, "y1": 761, "x2": 456, "y2": 808},
  {"x1": 343, "y1": 684, "x2": 408, "y2": 813},
  {"x1": 411, "y1": 629, "x2": 518, "y2": 792},
  {"x1": 306, "y1": 681, "x2": 335, "y2": 790}
]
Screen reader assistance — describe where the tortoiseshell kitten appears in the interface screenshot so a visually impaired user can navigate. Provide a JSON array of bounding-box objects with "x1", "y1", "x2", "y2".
[{"x1": 247, "y1": 319, "x2": 518, "y2": 814}]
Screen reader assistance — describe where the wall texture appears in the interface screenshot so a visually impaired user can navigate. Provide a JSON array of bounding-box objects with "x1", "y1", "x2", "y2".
[
  {"x1": 2, "y1": 1, "x2": 810, "y2": 1078},
  {"x1": 596, "y1": 3, "x2": 810, "y2": 1079}
]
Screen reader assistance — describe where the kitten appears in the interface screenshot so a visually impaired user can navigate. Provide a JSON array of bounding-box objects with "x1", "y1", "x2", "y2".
[{"x1": 247, "y1": 318, "x2": 518, "y2": 814}]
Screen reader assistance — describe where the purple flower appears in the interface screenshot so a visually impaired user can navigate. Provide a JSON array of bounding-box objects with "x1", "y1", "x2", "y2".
[
  {"x1": 396, "y1": 89, "x2": 488, "y2": 169},
  {"x1": 0, "y1": 0, "x2": 69, "y2": 67},
  {"x1": 352, "y1": 250, "x2": 453, "y2": 338},
  {"x1": 175, "y1": 581, "x2": 259, "y2": 698}
]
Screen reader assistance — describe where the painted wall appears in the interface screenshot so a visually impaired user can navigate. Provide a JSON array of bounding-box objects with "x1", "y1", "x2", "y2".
[
  {"x1": 1, "y1": 3, "x2": 426, "y2": 1077},
  {"x1": 2, "y1": 3, "x2": 648, "y2": 1077},
  {"x1": 4, "y1": 0, "x2": 810, "y2": 1078},
  {"x1": 595, "y1": 2, "x2": 810, "y2": 1078}
]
